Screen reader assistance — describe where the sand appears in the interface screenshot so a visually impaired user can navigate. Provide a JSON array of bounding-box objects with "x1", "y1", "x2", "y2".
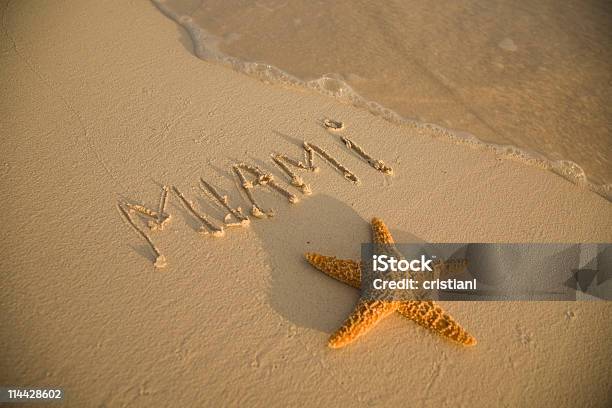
[
  {"x1": 160, "y1": 0, "x2": 612, "y2": 187},
  {"x1": 1, "y1": 0, "x2": 611, "y2": 406}
]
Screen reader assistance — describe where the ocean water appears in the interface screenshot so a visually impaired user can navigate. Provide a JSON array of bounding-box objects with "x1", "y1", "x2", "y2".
[{"x1": 152, "y1": 0, "x2": 611, "y2": 199}]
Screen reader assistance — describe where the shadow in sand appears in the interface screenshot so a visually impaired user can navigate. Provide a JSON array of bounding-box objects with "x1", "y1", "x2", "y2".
[
  {"x1": 249, "y1": 193, "x2": 424, "y2": 333},
  {"x1": 129, "y1": 243, "x2": 156, "y2": 263},
  {"x1": 272, "y1": 130, "x2": 304, "y2": 149}
]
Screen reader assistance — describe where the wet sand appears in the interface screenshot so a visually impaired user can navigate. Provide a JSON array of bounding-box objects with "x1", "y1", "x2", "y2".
[{"x1": 1, "y1": 0, "x2": 611, "y2": 406}]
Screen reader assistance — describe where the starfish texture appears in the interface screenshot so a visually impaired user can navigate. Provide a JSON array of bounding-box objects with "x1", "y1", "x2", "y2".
[{"x1": 305, "y1": 218, "x2": 477, "y2": 349}]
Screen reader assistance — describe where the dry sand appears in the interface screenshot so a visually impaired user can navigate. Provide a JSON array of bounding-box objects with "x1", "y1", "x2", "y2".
[
  {"x1": 1, "y1": 0, "x2": 611, "y2": 406},
  {"x1": 161, "y1": 0, "x2": 612, "y2": 186}
]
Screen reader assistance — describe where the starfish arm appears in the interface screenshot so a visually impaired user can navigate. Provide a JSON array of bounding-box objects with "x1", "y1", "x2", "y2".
[
  {"x1": 371, "y1": 217, "x2": 395, "y2": 244},
  {"x1": 304, "y1": 253, "x2": 361, "y2": 288},
  {"x1": 397, "y1": 301, "x2": 477, "y2": 346},
  {"x1": 328, "y1": 300, "x2": 399, "y2": 348}
]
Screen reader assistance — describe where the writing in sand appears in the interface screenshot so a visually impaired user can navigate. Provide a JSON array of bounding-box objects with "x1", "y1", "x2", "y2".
[{"x1": 118, "y1": 120, "x2": 394, "y2": 268}]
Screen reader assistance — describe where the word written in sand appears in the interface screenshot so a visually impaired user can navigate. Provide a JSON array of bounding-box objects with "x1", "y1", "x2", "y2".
[{"x1": 118, "y1": 127, "x2": 393, "y2": 268}]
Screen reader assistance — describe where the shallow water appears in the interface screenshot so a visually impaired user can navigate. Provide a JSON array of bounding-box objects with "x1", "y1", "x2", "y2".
[{"x1": 153, "y1": 0, "x2": 611, "y2": 196}]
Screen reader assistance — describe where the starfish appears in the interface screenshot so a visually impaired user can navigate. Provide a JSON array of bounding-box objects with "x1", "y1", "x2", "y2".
[{"x1": 305, "y1": 217, "x2": 477, "y2": 349}]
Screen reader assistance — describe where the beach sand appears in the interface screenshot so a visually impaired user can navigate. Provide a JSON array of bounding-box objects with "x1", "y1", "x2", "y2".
[
  {"x1": 1, "y1": 0, "x2": 611, "y2": 406},
  {"x1": 159, "y1": 0, "x2": 612, "y2": 187}
]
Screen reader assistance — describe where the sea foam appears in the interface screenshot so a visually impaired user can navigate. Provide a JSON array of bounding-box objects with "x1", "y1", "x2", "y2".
[{"x1": 151, "y1": 0, "x2": 611, "y2": 201}]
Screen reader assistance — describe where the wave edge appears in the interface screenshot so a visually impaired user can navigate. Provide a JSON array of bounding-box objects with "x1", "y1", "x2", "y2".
[{"x1": 151, "y1": 0, "x2": 611, "y2": 202}]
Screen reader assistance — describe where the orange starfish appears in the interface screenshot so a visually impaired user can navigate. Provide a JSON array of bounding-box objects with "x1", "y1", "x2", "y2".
[{"x1": 305, "y1": 218, "x2": 477, "y2": 349}]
